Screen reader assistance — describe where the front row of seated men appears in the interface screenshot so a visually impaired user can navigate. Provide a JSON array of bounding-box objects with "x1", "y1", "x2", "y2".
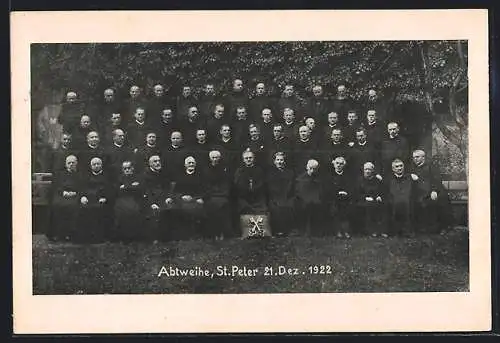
[{"x1": 48, "y1": 146, "x2": 452, "y2": 244}]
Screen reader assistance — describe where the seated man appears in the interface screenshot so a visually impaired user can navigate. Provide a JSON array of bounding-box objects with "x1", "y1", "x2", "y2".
[
  {"x1": 49, "y1": 155, "x2": 82, "y2": 242},
  {"x1": 77, "y1": 157, "x2": 111, "y2": 243},
  {"x1": 111, "y1": 160, "x2": 145, "y2": 242},
  {"x1": 294, "y1": 159, "x2": 326, "y2": 236},
  {"x1": 355, "y1": 162, "x2": 387, "y2": 237},
  {"x1": 409, "y1": 149, "x2": 452, "y2": 234},
  {"x1": 386, "y1": 158, "x2": 419, "y2": 237},
  {"x1": 204, "y1": 150, "x2": 232, "y2": 240},
  {"x1": 267, "y1": 152, "x2": 295, "y2": 236},
  {"x1": 326, "y1": 156, "x2": 355, "y2": 238},
  {"x1": 171, "y1": 156, "x2": 206, "y2": 241},
  {"x1": 142, "y1": 155, "x2": 172, "y2": 242}
]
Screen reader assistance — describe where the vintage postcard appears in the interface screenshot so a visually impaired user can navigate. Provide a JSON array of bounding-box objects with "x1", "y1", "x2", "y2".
[{"x1": 11, "y1": 9, "x2": 490, "y2": 333}]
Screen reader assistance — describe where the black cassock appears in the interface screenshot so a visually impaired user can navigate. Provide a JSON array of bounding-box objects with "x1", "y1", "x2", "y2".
[
  {"x1": 241, "y1": 137, "x2": 267, "y2": 169},
  {"x1": 127, "y1": 120, "x2": 153, "y2": 150},
  {"x1": 319, "y1": 141, "x2": 351, "y2": 171},
  {"x1": 326, "y1": 170, "x2": 356, "y2": 234},
  {"x1": 248, "y1": 95, "x2": 276, "y2": 122},
  {"x1": 141, "y1": 168, "x2": 171, "y2": 241},
  {"x1": 349, "y1": 141, "x2": 380, "y2": 176},
  {"x1": 409, "y1": 162, "x2": 452, "y2": 232},
  {"x1": 355, "y1": 175, "x2": 386, "y2": 234},
  {"x1": 135, "y1": 144, "x2": 162, "y2": 173},
  {"x1": 204, "y1": 163, "x2": 232, "y2": 238},
  {"x1": 112, "y1": 173, "x2": 145, "y2": 241},
  {"x1": 105, "y1": 144, "x2": 135, "y2": 178},
  {"x1": 49, "y1": 146, "x2": 76, "y2": 177},
  {"x1": 304, "y1": 96, "x2": 331, "y2": 125},
  {"x1": 294, "y1": 171, "x2": 326, "y2": 235},
  {"x1": 172, "y1": 169, "x2": 206, "y2": 240},
  {"x1": 380, "y1": 135, "x2": 410, "y2": 175},
  {"x1": 211, "y1": 137, "x2": 241, "y2": 173},
  {"x1": 232, "y1": 119, "x2": 251, "y2": 146},
  {"x1": 72, "y1": 126, "x2": 96, "y2": 151},
  {"x1": 266, "y1": 136, "x2": 291, "y2": 167},
  {"x1": 49, "y1": 169, "x2": 82, "y2": 241},
  {"x1": 234, "y1": 165, "x2": 268, "y2": 214},
  {"x1": 206, "y1": 117, "x2": 230, "y2": 143},
  {"x1": 321, "y1": 123, "x2": 343, "y2": 147},
  {"x1": 78, "y1": 145, "x2": 108, "y2": 173},
  {"x1": 386, "y1": 173, "x2": 418, "y2": 235},
  {"x1": 76, "y1": 170, "x2": 111, "y2": 243},
  {"x1": 267, "y1": 167, "x2": 295, "y2": 234},
  {"x1": 291, "y1": 138, "x2": 319, "y2": 174},
  {"x1": 282, "y1": 121, "x2": 300, "y2": 142},
  {"x1": 188, "y1": 141, "x2": 211, "y2": 168},
  {"x1": 162, "y1": 145, "x2": 190, "y2": 180},
  {"x1": 364, "y1": 121, "x2": 385, "y2": 149},
  {"x1": 57, "y1": 101, "x2": 85, "y2": 134}
]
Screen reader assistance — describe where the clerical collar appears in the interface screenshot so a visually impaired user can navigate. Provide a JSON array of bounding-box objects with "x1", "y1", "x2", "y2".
[
  {"x1": 274, "y1": 136, "x2": 283, "y2": 141},
  {"x1": 332, "y1": 141, "x2": 341, "y2": 145},
  {"x1": 186, "y1": 169, "x2": 195, "y2": 175},
  {"x1": 358, "y1": 141, "x2": 367, "y2": 146},
  {"x1": 61, "y1": 145, "x2": 69, "y2": 149},
  {"x1": 416, "y1": 162, "x2": 425, "y2": 167},
  {"x1": 389, "y1": 135, "x2": 398, "y2": 139},
  {"x1": 277, "y1": 166, "x2": 284, "y2": 171},
  {"x1": 285, "y1": 121, "x2": 294, "y2": 125},
  {"x1": 188, "y1": 118, "x2": 197, "y2": 123},
  {"x1": 251, "y1": 137, "x2": 260, "y2": 141},
  {"x1": 329, "y1": 124, "x2": 337, "y2": 128},
  {"x1": 171, "y1": 145, "x2": 180, "y2": 149},
  {"x1": 263, "y1": 119, "x2": 271, "y2": 124},
  {"x1": 222, "y1": 137, "x2": 231, "y2": 143},
  {"x1": 150, "y1": 167, "x2": 160, "y2": 173},
  {"x1": 114, "y1": 142, "x2": 123, "y2": 148},
  {"x1": 300, "y1": 138, "x2": 310, "y2": 143},
  {"x1": 394, "y1": 173, "x2": 404, "y2": 178},
  {"x1": 237, "y1": 118, "x2": 247, "y2": 121},
  {"x1": 88, "y1": 144, "x2": 98, "y2": 149},
  {"x1": 135, "y1": 119, "x2": 145, "y2": 125},
  {"x1": 162, "y1": 120, "x2": 171, "y2": 125},
  {"x1": 146, "y1": 143, "x2": 156, "y2": 148},
  {"x1": 335, "y1": 170, "x2": 344, "y2": 175},
  {"x1": 92, "y1": 170, "x2": 103, "y2": 176},
  {"x1": 368, "y1": 121, "x2": 376, "y2": 126},
  {"x1": 197, "y1": 141, "x2": 206, "y2": 145}
]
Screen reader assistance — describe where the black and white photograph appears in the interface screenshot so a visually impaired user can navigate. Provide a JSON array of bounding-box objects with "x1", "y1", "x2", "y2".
[{"x1": 12, "y1": 10, "x2": 490, "y2": 333}]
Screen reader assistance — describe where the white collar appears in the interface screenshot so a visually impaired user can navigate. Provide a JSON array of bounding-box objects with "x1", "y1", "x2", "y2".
[
  {"x1": 394, "y1": 173, "x2": 404, "y2": 178},
  {"x1": 358, "y1": 141, "x2": 367, "y2": 146},
  {"x1": 135, "y1": 120, "x2": 145, "y2": 125},
  {"x1": 92, "y1": 170, "x2": 103, "y2": 176},
  {"x1": 186, "y1": 169, "x2": 195, "y2": 175},
  {"x1": 335, "y1": 170, "x2": 344, "y2": 175},
  {"x1": 146, "y1": 143, "x2": 156, "y2": 148},
  {"x1": 113, "y1": 142, "x2": 123, "y2": 148},
  {"x1": 222, "y1": 137, "x2": 231, "y2": 143}
]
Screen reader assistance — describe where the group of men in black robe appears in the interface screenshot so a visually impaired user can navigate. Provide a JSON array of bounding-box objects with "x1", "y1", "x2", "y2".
[{"x1": 46, "y1": 80, "x2": 452, "y2": 243}]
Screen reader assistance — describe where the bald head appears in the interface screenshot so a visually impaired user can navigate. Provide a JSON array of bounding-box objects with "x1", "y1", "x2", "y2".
[
  {"x1": 65, "y1": 155, "x2": 78, "y2": 171},
  {"x1": 66, "y1": 91, "x2": 77, "y2": 103}
]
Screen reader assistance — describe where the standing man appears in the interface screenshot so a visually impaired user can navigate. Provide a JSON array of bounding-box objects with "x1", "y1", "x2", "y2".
[
  {"x1": 97, "y1": 88, "x2": 122, "y2": 132},
  {"x1": 206, "y1": 103, "x2": 229, "y2": 142},
  {"x1": 122, "y1": 85, "x2": 146, "y2": 124},
  {"x1": 232, "y1": 105, "x2": 251, "y2": 146},
  {"x1": 181, "y1": 106, "x2": 206, "y2": 147},
  {"x1": 380, "y1": 122, "x2": 410, "y2": 175},
  {"x1": 147, "y1": 84, "x2": 170, "y2": 127},
  {"x1": 57, "y1": 91, "x2": 85, "y2": 135},
  {"x1": 127, "y1": 107, "x2": 152, "y2": 150},
  {"x1": 364, "y1": 109, "x2": 385, "y2": 149},
  {"x1": 224, "y1": 78, "x2": 248, "y2": 119},
  {"x1": 176, "y1": 85, "x2": 198, "y2": 122},
  {"x1": 409, "y1": 149, "x2": 452, "y2": 234},
  {"x1": 277, "y1": 84, "x2": 303, "y2": 122},
  {"x1": 327, "y1": 156, "x2": 355, "y2": 238},
  {"x1": 331, "y1": 84, "x2": 352, "y2": 126},
  {"x1": 212, "y1": 124, "x2": 240, "y2": 173},
  {"x1": 249, "y1": 82, "x2": 276, "y2": 122},
  {"x1": 322, "y1": 111, "x2": 342, "y2": 147},
  {"x1": 199, "y1": 82, "x2": 223, "y2": 120},
  {"x1": 162, "y1": 131, "x2": 189, "y2": 180},
  {"x1": 267, "y1": 152, "x2": 295, "y2": 236},
  {"x1": 292, "y1": 125, "x2": 319, "y2": 175},
  {"x1": 349, "y1": 127, "x2": 380, "y2": 175},
  {"x1": 49, "y1": 132, "x2": 75, "y2": 177},
  {"x1": 305, "y1": 84, "x2": 330, "y2": 124},
  {"x1": 241, "y1": 124, "x2": 267, "y2": 169},
  {"x1": 105, "y1": 128, "x2": 135, "y2": 178}
]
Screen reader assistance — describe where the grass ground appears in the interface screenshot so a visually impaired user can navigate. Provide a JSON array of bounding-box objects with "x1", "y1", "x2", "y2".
[{"x1": 32, "y1": 227, "x2": 469, "y2": 295}]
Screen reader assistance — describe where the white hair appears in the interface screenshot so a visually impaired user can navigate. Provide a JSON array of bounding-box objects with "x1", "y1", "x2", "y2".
[
  {"x1": 209, "y1": 150, "x2": 221, "y2": 158},
  {"x1": 306, "y1": 159, "x2": 319, "y2": 169}
]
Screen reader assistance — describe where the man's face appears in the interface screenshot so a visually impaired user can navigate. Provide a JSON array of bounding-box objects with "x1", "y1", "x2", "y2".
[
  {"x1": 368, "y1": 89, "x2": 377, "y2": 99},
  {"x1": 413, "y1": 152, "x2": 426, "y2": 166},
  {"x1": 161, "y1": 109, "x2": 173, "y2": 123},
  {"x1": 347, "y1": 112, "x2": 357, "y2": 125},
  {"x1": 236, "y1": 108, "x2": 247, "y2": 120},
  {"x1": 274, "y1": 155, "x2": 285, "y2": 169},
  {"x1": 122, "y1": 162, "x2": 134, "y2": 176},
  {"x1": 188, "y1": 107, "x2": 198, "y2": 120},
  {"x1": 66, "y1": 157, "x2": 77, "y2": 171},
  {"x1": 209, "y1": 153, "x2": 221, "y2": 165},
  {"x1": 337, "y1": 85, "x2": 346, "y2": 97},
  {"x1": 130, "y1": 86, "x2": 140, "y2": 98},
  {"x1": 66, "y1": 92, "x2": 77, "y2": 103},
  {"x1": 146, "y1": 133, "x2": 157, "y2": 146},
  {"x1": 61, "y1": 134, "x2": 71, "y2": 147},
  {"x1": 283, "y1": 85, "x2": 294, "y2": 97},
  {"x1": 135, "y1": 109, "x2": 146, "y2": 122},
  {"x1": 205, "y1": 84, "x2": 215, "y2": 96},
  {"x1": 249, "y1": 126, "x2": 259, "y2": 140},
  {"x1": 196, "y1": 130, "x2": 206, "y2": 143},
  {"x1": 356, "y1": 131, "x2": 367, "y2": 143},
  {"x1": 388, "y1": 124, "x2": 399, "y2": 138},
  {"x1": 243, "y1": 153, "x2": 254, "y2": 167},
  {"x1": 367, "y1": 111, "x2": 376, "y2": 124},
  {"x1": 261, "y1": 109, "x2": 272, "y2": 122},
  {"x1": 87, "y1": 132, "x2": 100, "y2": 146},
  {"x1": 185, "y1": 158, "x2": 196, "y2": 171},
  {"x1": 273, "y1": 126, "x2": 283, "y2": 140},
  {"x1": 312, "y1": 86, "x2": 323, "y2": 97},
  {"x1": 220, "y1": 126, "x2": 231, "y2": 138},
  {"x1": 114, "y1": 130, "x2": 125, "y2": 145},
  {"x1": 149, "y1": 156, "x2": 162, "y2": 171},
  {"x1": 283, "y1": 110, "x2": 294, "y2": 123},
  {"x1": 111, "y1": 113, "x2": 121, "y2": 126},
  {"x1": 182, "y1": 86, "x2": 191, "y2": 97},
  {"x1": 233, "y1": 79, "x2": 243, "y2": 92},
  {"x1": 328, "y1": 112, "x2": 339, "y2": 125},
  {"x1": 171, "y1": 133, "x2": 182, "y2": 147},
  {"x1": 305, "y1": 118, "x2": 315, "y2": 130},
  {"x1": 104, "y1": 90, "x2": 114, "y2": 102},
  {"x1": 299, "y1": 127, "x2": 310, "y2": 140},
  {"x1": 331, "y1": 130, "x2": 342, "y2": 143},
  {"x1": 214, "y1": 105, "x2": 224, "y2": 118},
  {"x1": 154, "y1": 86, "x2": 164, "y2": 97},
  {"x1": 90, "y1": 158, "x2": 103, "y2": 173},
  {"x1": 392, "y1": 161, "x2": 404, "y2": 175},
  {"x1": 256, "y1": 83, "x2": 265, "y2": 95},
  {"x1": 333, "y1": 158, "x2": 346, "y2": 171},
  {"x1": 306, "y1": 163, "x2": 317, "y2": 175},
  {"x1": 364, "y1": 165, "x2": 374, "y2": 178},
  {"x1": 80, "y1": 116, "x2": 91, "y2": 128}
]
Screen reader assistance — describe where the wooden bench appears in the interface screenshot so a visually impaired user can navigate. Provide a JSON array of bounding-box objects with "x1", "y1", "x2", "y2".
[{"x1": 442, "y1": 180, "x2": 468, "y2": 226}]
